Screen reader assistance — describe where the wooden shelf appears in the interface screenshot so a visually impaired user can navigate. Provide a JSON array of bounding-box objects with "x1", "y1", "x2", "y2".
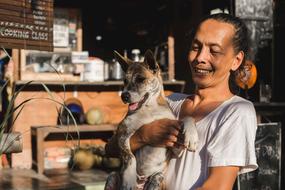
[
  {"x1": 31, "y1": 124, "x2": 117, "y2": 174},
  {"x1": 31, "y1": 124, "x2": 117, "y2": 138},
  {"x1": 15, "y1": 80, "x2": 186, "y2": 92}
]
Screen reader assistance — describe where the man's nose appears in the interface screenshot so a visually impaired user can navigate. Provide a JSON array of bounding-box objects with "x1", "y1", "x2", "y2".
[
  {"x1": 196, "y1": 47, "x2": 209, "y2": 63},
  {"x1": 121, "y1": 91, "x2": 131, "y2": 103}
]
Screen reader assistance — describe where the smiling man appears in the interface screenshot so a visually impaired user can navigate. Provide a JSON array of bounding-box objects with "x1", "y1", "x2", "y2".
[{"x1": 105, "y1": 13, "x2": 258, "y2": 190}]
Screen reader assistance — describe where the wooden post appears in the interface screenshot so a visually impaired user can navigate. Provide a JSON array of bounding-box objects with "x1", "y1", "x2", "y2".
[
  {"x1": 11, "y1": 49, "x2": 20, "y2": 81},
  {"x1": 77, "y1": 11, "x2": 83, "y2": 51},
  {"x1": 168, "y1": 36, "x2": 175, "y2": 81}
]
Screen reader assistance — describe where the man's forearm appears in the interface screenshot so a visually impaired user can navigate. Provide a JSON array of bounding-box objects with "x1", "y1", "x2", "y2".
[
  {"x1": 130, "y1": 130, "x2": 146, "y2": 152},
  {"x1": 105, "y1": 130, "x2": 146, "y2": 157}
]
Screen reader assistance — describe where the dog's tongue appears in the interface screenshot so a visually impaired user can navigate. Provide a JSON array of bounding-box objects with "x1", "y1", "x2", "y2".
[{"x1": 129, "y1": 102, "x2": 139, "y2": 111}]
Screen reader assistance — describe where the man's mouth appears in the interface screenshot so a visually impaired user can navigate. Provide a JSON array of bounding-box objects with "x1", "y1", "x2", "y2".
[
  {"x1": 128, "y1": 93, "x2": 149, "y2": 112},
  {"x1": 194, "y1": 68, "x2": 213, "y2": 75}
]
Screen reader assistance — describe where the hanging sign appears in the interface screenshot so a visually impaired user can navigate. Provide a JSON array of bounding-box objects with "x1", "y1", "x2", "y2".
[{"x1": 0, "y1": 0, "x2": 53, "y2": 51}]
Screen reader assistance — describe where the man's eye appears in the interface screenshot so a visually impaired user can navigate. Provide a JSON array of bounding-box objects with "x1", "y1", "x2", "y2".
[
  {"x1": 210, "y1": 49, "x2": 221, "y2": 55},
  {"x1": 191, "y1": 46, "x2": 199, "y2": 51},
  {"x1": 135, "y1": 76, "x2": 146, "y2": 83}
]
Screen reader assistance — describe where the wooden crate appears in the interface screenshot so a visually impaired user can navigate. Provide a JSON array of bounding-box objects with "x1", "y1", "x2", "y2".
[{"x1": 31, "y1": 125, "x2": 116, "y2": 174}]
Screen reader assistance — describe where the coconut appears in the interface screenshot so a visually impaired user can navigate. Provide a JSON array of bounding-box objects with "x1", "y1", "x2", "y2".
[
  {"x1": 85, "y1": 107, "x2": 104, "y2": 125},
  {"x1": 73, "y1": 149, "x2": 94, "y2": 170}
]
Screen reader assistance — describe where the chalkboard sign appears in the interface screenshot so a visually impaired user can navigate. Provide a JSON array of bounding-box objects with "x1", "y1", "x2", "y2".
[
  {"x1": 238, "y1": 122, "x2": 281, "y2": 190},
  {"x1": 0, "y1": 0, "x2": 53, "y2": 51}
]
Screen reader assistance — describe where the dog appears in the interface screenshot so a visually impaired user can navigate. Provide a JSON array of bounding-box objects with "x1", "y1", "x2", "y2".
[{"x1": 104, "y1": 50, "x2": 198, "y2": 190}]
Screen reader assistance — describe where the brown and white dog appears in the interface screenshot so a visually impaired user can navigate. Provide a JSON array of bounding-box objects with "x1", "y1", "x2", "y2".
[{"x1": 104, "y1": 50, "x2": 198, "y2": 190}]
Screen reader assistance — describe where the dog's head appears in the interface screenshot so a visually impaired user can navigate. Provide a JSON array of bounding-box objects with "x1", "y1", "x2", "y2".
[{"x1": 114, "y1": 50, "x2": 164, "y2": 112}]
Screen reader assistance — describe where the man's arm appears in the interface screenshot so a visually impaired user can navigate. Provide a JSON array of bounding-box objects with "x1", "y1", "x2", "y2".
[
  {"x1": 130, "y1": 119, "x2": 182, "y2": 150},
  {"x1": 105, "y1": 118, "x2": 182, "y2": 156},
  {"x1": 196, "y1": 166, "x2": 239, "y2": 190}
]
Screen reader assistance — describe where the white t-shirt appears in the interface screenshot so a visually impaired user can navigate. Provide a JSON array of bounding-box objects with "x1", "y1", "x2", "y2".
[{"x1": 165, "y1": 93, "x2": 258, "y2": 190}]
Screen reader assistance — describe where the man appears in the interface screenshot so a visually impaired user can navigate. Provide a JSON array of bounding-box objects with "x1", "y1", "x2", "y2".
[{"x1": 106, "y1": 13, "x2": 258, "y2": 190}]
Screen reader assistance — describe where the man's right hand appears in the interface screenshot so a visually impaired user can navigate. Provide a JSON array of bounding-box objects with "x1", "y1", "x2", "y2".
[{"x1": 130, "y1": 118, "x2": 182, "y2": 152}]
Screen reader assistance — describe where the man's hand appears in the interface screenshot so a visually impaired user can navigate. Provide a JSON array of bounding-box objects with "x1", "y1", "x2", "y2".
[{"x1": 130, "y1": 118, "x2": 182, "y2": 152}]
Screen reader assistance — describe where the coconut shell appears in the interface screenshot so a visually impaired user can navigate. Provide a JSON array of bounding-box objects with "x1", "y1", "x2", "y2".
[
  {"x1": 85, "y1": 107, "x2": 104, "y2": 125},
  {"x1": 73, "y1": 149, "x2": 94, "y2": 170}
]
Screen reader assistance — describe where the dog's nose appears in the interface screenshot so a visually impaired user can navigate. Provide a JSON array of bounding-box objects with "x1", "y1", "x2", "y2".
[{"x1": 121, "y1": 92, "x2": 131, "y2": 103}]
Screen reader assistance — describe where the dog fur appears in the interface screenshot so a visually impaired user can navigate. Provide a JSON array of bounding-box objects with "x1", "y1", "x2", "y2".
[{"x1": 104, "y1": 50, "x2": 198, "y2": 190}]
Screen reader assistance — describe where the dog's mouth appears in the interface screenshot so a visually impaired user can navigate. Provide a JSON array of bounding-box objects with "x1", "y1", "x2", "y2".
[{"x1": 128, "y1": 93, "x2": 149, "y2": 112}]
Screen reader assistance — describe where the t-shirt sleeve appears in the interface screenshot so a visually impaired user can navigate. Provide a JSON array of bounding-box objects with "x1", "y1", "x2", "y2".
[
  {"x1": 166, "y1": 93, "x2": 190, "y2": 118},
  {"x1": 206, "y1": 101, "x2": 258, "y2": 174}
]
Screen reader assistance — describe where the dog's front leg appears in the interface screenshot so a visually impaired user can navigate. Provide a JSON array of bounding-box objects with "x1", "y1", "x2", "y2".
[
  {"x1": 104, "y1": 171, "x2": 120, "y2": 190},
  {"x1": 144, "y1": 172, "x2": 165, "y2": 190},
  {"x1": 171, "y1": 117, "x2": 198, "y2": 157},
  {"x1": 119, "y1": 136, "x2": 138, "y2": 190}
]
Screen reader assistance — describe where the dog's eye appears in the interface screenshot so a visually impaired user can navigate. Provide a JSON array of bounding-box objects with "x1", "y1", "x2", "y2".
[
  {"x1": 123, "y1": 79, "x2": 128, "y2": 84},
  {"x1": 135, "y1": 76, "x2": 146, "y2": 83}
]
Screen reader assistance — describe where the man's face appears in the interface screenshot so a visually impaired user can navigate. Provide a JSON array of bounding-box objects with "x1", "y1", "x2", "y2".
[{"x1": 188, "y1": 19, "x2": 241, "y2": 89}]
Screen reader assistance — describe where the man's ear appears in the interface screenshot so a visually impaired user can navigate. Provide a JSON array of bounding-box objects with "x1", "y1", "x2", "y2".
[
  {"x1": 144, "y1": 49, "x2": 159, "y2": 72},
  {"x1": 231, "y1": 51, "x2": 244, "y2": 71},
  {"x1": 114, "y1": 50, "x2": 133, "y2": 72}
]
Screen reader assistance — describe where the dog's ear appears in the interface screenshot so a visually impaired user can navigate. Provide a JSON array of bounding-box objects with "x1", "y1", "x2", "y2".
[
  {"x1": 114, "y1": 50, "x2": 133, "y2": 72},
  {"x1": 144, "y1": 49, "x2": 159, "y2": 72}
]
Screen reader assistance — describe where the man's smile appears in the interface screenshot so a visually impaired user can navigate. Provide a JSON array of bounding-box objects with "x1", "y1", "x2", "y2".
[{"x1": 193, "y1": 67, "x2": 213, "y2": 76}]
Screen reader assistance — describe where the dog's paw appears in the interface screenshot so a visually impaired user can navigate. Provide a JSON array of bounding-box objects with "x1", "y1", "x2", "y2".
[
  {"x1": 186, "y1": 133, "x2": 199, "y2": 152},
  {"x1": 182, "y1": 117, "x2": 199, "y2": 152}
]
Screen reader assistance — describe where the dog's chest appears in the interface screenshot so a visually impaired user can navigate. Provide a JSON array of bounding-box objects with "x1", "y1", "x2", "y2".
[
  {"x1": 123, "y1": 106, "x2": 175, "y2": 176},
  {"x1": 123, "y1": 106, "x2": 175, "y2": 132}
]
